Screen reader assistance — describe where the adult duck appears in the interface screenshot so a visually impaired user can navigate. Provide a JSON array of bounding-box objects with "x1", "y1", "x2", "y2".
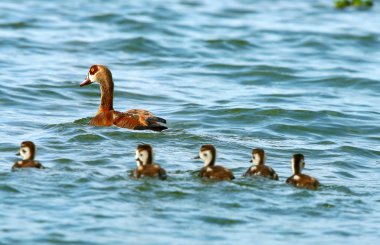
[{"x1": 80, "y1": 65, "x2": 167, "y2": 131}]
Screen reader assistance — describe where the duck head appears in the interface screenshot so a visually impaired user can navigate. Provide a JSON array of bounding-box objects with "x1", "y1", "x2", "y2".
[
  {"x1": 80, "y1": 65, "x2": 113, "y2": 87},
  {"x1": 195, "y1": 144, "x2": 216, "y2": 167},
  {"x1": 16, "y1": 141, "x2": 36, "y2": 161},
  {"x1": 250, "y1": 148, "x2": 265, "y2": 165},
  {"x1": 135, "y1": 144, "x2": 153, "y2": 167},
  {"x1": 291, "y1": 153, "x2": 305, "y2": 175}
]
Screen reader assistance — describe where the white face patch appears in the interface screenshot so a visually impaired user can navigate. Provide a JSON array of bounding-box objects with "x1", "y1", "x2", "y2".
[
  {"x1": 88, "y1": 73, "x2": 97, "y2": 83},
  {"x1": 200, "y1": 150, "x2": 213, "y2": 166},
  {"x1": 252, "y1": 153, "x2": 262, "y2": 165},
  {"x1": 291, "y1": 158, "x2": 304, "y2": 174},
  {"x1": 294, "y1": 175, "x2": 301, "y2": 181},
  {"x1": 135, "y1": 150, "x2": 141, "y2": 166},
  {"x1": 20, "y1": 147, "x2": 31, "y2": 160},
  {"x1": 291, "y1": 158, "x2": 296, "y2": 174},
  {"x1": 136, "y1": 150, "x2": 149, "y2": 166}
]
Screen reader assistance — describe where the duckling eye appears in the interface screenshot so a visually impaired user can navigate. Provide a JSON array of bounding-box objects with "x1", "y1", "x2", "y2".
[
  {"x1": 203, "y1": 153, "x2": 207, "y2": 157},
  {"x1": 140, "y1": 154, "x2": 143, "y2": 157},
  {"x1": 22, "y1": 150, "x2": 26, "y2": 154}
]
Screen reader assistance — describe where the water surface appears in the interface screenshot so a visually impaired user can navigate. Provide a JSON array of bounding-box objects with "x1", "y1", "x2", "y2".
[{"x1": 0, "y1": 0, "x2": 380, "y2": 244}]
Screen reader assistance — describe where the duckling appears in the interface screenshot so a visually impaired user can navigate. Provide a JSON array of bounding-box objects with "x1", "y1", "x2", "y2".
[
  {"x1": 286, "y1": 154, "x2": 319, "y2": 190},
  {"x1": 133, "y1": 144, "x2": 167, "y2": 180},
  {"x1": 80, "y1": 65, "x2": 167, "y2": 131},
  {"x1": 12, "y1": 141, "x2": 44, "y2": 170},
  {"x1": 243, "y1": 148, "x2": 279, "y2": 180},
  {"x1": 195, "y1": 144, "x2": 234, "y2": 180}
]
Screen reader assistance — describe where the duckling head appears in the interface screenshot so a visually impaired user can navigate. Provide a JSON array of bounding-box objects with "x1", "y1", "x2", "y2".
[
  {"x1": 135, "y1": 144, "x2": 153, "y2": 166},
  {"x1": 17, "y1": 141, "x2": 36, "y2": 161},
  {"x1": 196, "y1": 144, "x2": 216, "y2": 167},
  {"x1": 251, "y1": 148, "x2": 265, "y2": 165},
  {"x1": 291, "y1": 153, "x2": 305, "y2": 175}
]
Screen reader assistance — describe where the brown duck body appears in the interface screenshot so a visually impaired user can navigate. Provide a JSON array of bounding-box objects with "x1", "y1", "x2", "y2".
[
  {"x1": 199, "y1": 165, "x2": 235, "y2": 180},
  {"x1": 243, "y1": 165, "x2": 279, "y2": 180},
  {"x1": 12, "y1": 160, "x2": 43, "y2": 170},
  {"x1": 133, "y1": 163, "x2": 167, "y2": 180},
  {"x1": 286, "y1": 174, "x2": 319, "y2": 190},
  {"x1": 81, "y1": 65, "x2": 167, "y2": 131},
  {"x1": 89, "y1": 108, "x2": 166, "y2": 131}
]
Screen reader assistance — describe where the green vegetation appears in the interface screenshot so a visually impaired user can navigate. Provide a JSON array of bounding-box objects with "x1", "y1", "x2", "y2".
[{"x1": 335, "y1": 0, "x2": 373, "y2": 8}]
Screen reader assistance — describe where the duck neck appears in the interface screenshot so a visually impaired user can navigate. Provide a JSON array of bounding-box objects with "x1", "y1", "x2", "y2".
[
  {"x1": 292, "y1": 159, "x2": 301, "y2": 175},
  {"x1": 98, "y1": 76, "x2": 114, "y2": 112},
  {"x1": 204, "y1": 155, "x2": 216, "y2": 167}
]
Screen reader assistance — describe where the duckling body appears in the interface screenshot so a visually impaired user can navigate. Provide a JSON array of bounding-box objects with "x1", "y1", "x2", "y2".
[
  {"x1": 12, "y1": 160, "x2": 43, "y2": 170},
  {"x1": 199, "y1": 165, "x2": 234, "y2": 180},
  {"x1": 286, "y1": 174, "x2": 319, "y2": 190},
  {"x1": 243, "y1": 148, "x2": 278, "y2": 180},
  {"x1": 244, "y1": 165, "x2": 279, "y2": 180},
  {"x1": 80, "y1": 65, "x2": 167, "y2": 131},
  {"x1": 12, "y1": 141, "x2": 44, "y2": 170},
  {"x1": 286, "y1": 154, "x2": 319, "y2": 190},
  {"x1": 133, "y1": 144, "x2": 167, "y2": 180},
  {"x1": 196, "y1": 145, "x2": 234, "y2": 181}
]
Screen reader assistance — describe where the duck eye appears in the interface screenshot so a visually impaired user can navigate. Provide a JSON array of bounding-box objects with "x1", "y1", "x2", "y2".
[
  {"x1": 22, "y1": 150, "x2": 26, "y2": 154},
  {"x1": 140, "y1": 154, "x2": 143, "y2": 157},
  {"x1": 203, "y1": 153, "x2": 207, "y2": 157}
]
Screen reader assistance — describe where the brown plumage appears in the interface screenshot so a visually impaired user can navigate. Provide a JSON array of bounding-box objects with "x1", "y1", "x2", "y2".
[
  {"x1": 12, "y1": 141, "x2": 44, "y2": 170},
  {"x1": 286, "y1": 154, "x2": 320, "y2": 190},
  {"x1": 196, "y1": 144, "x2": 235, "y2": 181},
  {"x1": 133, "y1": 144, "x2": 167, "y2": 180},
  {"x1": 80, "y1": 65, "x2": 167, "y2": 131},
  {"x1": 243, "y1": 148, "x2": 279, "y2": 180}
]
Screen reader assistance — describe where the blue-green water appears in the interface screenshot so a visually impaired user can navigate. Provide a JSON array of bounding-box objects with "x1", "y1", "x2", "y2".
[{"x1": 1, "y1": 0, "x2": 380, "y2": 244}]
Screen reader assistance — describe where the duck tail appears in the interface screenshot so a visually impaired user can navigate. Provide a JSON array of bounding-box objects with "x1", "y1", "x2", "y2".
[
  {"x1": 149, "y1": 124, "x2": 168, "y2": 131},
  {"x1": 152, "y1": 116, "x2": 166, "y2": 124}
]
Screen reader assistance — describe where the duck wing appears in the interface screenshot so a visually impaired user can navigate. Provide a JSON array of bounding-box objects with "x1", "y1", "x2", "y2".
[{"x1": 113, "y1": 109, "x2": 167, "y2": 131}]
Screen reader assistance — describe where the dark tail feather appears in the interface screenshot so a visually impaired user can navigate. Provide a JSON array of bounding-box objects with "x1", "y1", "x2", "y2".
[
  {"x1": 134, "y1": 124, "x2": 168, "y2": 131},
  {"x1": 158, "y1": 169, "x2": 167, "y2": 180},
  {"x1": 149, "y1": 124, "x2": 168, "y2": 131},
  {"x1": 152, "y1": 116, "x2": 166, "y2": 124}
]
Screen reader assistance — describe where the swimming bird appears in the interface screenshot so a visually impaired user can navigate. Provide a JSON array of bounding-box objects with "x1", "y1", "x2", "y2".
[
  {"x1": 243, "y1": 148, "x2": 279, "y2": 180},
  {"x1": 12, "y1": 141, "x2": 44, "y2": 170},
  {"x1": 195, "y1": 144, "x2": 235, "y2": 180},
  {"x1": 80, "y1": 65, "x2": 167, "y2": 131},
  {"x1": 133, "y1": 144, "x2": 167, "y2": 180},
  {"x1": 286, "y1": 154, "x2": 319, "y2": 190}
]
